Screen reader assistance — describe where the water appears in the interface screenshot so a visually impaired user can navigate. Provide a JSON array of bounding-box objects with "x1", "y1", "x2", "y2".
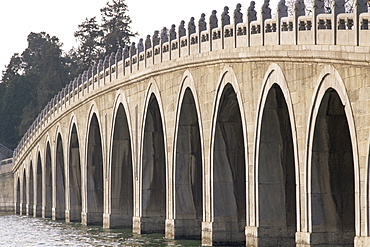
[{"x1": 0, "y1": 213, "x2": 201, "y2": 246}]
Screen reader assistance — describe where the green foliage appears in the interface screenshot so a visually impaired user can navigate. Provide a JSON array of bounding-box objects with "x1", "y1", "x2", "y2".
[
  {"x1": 0, "y1": 32, "x2": 71, "y2": 149},
  {"x1": 73, "y1": 0, "x2": 136, "y2": 68},
  {"x1": 0, "y1": 0, "x2": 137, "y2": 149},
  {"x1": 100, "y1": 0, "x2": 136, "y2": 55}
]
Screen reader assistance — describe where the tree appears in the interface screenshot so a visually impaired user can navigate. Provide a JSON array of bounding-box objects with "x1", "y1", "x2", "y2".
[
  {"x1": 0, "y1": 32, "x2": 72, "y2": 148},
  {"x1": 100, "y1": 0, "x2": 136, "y2": 56},
  {"x1": 74, "y1": 17, "x2": 104, "y2": 73}
]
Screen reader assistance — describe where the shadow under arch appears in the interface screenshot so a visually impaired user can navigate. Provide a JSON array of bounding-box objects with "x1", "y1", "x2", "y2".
[
  {"x1": 68, "y1": 122, "x2": 82, "y2": 222},
  {"x1": 29, "y1": 161, "x2": 34, "y2": 216},
  {"x1": 15, "y1": 175, "x2": 20, "y2": 214},
  {"x1": 306, "y1": 65, "x2": 358, "y2": 245},
  {"x1": 209, "y1": 67, "x2": 247, "y2": 245},
  {"x1": 35, "y1": 151, "x2": 42, "y2": 217},
  {"x1": 22, "y1": 168, "x2": 27, "y2": 215},
  {"x1": 44, "y1": 141, "x2": 52, "y2": 218},
  {"x1": 54, "y1": 133, "x2": 66, "y2": 220},
  {"x1": 253, "y1": 63, "x2": 299, "y2": 245},
  {"x1": 109, "y1": 93, "x2": 134, "y2": 228},
  {"x1": 139, "y1": 80, "x2": 167, "y2": 234},
  {"x1": 85, "y1": 110, "x2": 104, "y2": 225},
  {"x1": 172, "y1": 71, "x2": 203, "y2": 239}
]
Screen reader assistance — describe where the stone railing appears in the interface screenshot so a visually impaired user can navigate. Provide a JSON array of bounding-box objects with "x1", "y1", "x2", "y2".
[
  {"x1": 13, "y1": 0, "x2": 370, "y2": 165},
  {"x1": 1, "y1": 158, "x2": 13, "y2": 173}
]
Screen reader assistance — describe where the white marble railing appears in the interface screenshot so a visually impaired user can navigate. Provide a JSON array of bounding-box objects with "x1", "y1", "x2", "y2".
[{"x1": 13, "y1": 0, "x2": 370, "y2": 163}]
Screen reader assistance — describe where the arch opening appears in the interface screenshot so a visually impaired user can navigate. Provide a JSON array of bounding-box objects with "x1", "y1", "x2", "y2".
[
  {"x1": 22, "y1": 170, "x2": 27, "y2": 215},
  {"x1": 44, "y1": 143, "x2": 52, "y2": 218},
  {"x1": 311, "y1": 89, "x2": 355, "y2": 245},
  {"x1": 258, "y1": 84, "x2": 296, "y2": 244},
  {"x1": 142, "y1": 94, "x2": 166, "y2": 233},
  {"x1": 86, "y1": 114, "x2": 104, "y2": 225},
  {"x1": 55, "y1": 134, "x2": 65, "y2": 219},
  {"x1": 16, "y1": 177, "x2": 20, "y2": 214},
  {"x1": 29, "y1": 162, "x2": 34, "y2": 216},
  {"x1": 111, "y1": 104, "x2": 133, "y2": 228},
  {"x1": 69, "y1": 124, "x2": 81, "y2": 222},
  {"x1": 174, "y1": 88, "x2": 202, "y2": 239},
  {"x1": 36, "y1": 153, "x2": 42, "y2": 217},
  {"x1": 213, "y1": 83, "x2": 246, "y2": 244}
]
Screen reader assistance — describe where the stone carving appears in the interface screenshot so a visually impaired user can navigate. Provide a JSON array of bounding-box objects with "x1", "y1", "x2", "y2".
[
  {"x1": 313, "y1": 0, "x2": 325, "y2": 15},
  {"x1": 188, "y1": 17, "x2": 196, "y2": 35},
  {"x1": 123, "y1": 45, "x2": 130, "y2": 59},
  {"x1": 179, "y1": 20, "x2": 186, "y2": 38},
  {"x1": 93, "y1": 62, "x2": 98, "y2": 75},
  {"x1": 88, "y1": 66, "x2": 93, "y2": 79},
  {"x1": 234, "y1": 3, "x2": 243, "y2": 25},
  {"x1": 130, "y1": 42, "x2": 136, "y2": 57},
  {"x1": 104, "y1": 55, "x2": 109, "y2": 68},
  {"x1": 137, "y1": 39, "x2": 144, "y2": 53},
  {"x1": 210, "y1": 10, "x2": 218, "y2": 30},
  {"x1": 247, "y1": 1, "x2": 257, "y2": 22},
  {"x1": 333, "y1": 0, "x2": 345, "y2": 14},
  {"x1": 161, "y1": 27, "x2": 168, "y2": 44},
  {"x1": 153, "y1": 30, "x2": 160, "y2": 46},
  {"x1": 82, "y1": 70, "x2": 88, "y2": 82},
  {"x1": 109, "y1": 52, "x2": 115, "y2": 65},
  {"x1": 170, "y1": 24, "x2": 177, "y2": 41},
  {"x1": 199, "y1": 13, "x2": 207, "y2": 32},
  {"x1": 221, "y1": 6, "x2": 230, "y2": 27},
  {"x1": 294, "y1": 0, "x2": 305, "y2": 17},
  {"x1": 98, "y1": 59, "x2": 104, "y2": 72},
  {"x1": 115, "y1": 48, "x2": 122, "y2": 62},
  {"x1": 277, "y1": 0, "x2": 288, "y2": 18},
  {"x1": 145, "y1": 35, "x2": 151, "y2": 50},
  {"x1": 261, "y1": 0, "x2": 272, "y2": 20}
]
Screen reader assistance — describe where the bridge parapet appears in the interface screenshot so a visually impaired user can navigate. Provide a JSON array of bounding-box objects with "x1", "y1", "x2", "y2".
[{"x1": 13, "y1": 0, "x2": 370, "y2": 167}]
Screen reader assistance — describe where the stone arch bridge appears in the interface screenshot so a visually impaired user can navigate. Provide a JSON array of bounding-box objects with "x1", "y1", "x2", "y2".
[{"x1": 11, "y1": 0, "x2": 370, "y2": 245}]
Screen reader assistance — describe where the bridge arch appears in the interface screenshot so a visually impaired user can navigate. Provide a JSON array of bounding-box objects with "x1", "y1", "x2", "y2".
[
  {"x1": 35, "y1": 148, "x2": 42, "y2": 216},
  {"x1": 67, "y1": 116, "x2": 82, "y2": 222},
  {"x1": 254, "y1": 63, "x2": 299, "y2": 245},
  {"x1": 108, "y1": 92, "x2": 134, "y2": 228},
  {"x1": 53, "y1": 128, "x2": 66, "y2": 220},
  {"x1": 43, "y1": 139, "x2": 52, "y2": 218},
  {"x1": 84, "y1": 104, "x2": 105, "y2": 225},
  {"x1": 306, "y1": 65, "x2": 359, "y2": 245},
  {"x1": 15, "y1": 173, "x2": 20, "y2": 214},
  {"x1": 28, "y1": 160, "x2": 34, "y2": 216},
  {"x1": 209, "y1": 65, "x2": 247, "y2": 245},
  {"x1": 21, "y1": 168, "x2": 27, "y2": 215},
  {"x1": 170, "y1": 70, "x2": 204, "y2": 239},
  {"x1": 138, "y1": 78, "x2": 167, "y2": 233}
]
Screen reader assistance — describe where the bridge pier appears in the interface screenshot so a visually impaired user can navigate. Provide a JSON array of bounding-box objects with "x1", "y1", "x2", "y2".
[
  {"x1": 132, "y1": 216, "x2": 165, "y2": 234},
  {"x1": 245, "y1": 226, "x2": 296, "y2": 246},
  {"x1": 33, "y1": 204, "x2": 42, "y2": 217},
  {"x1": 165, "y1": 218, "x2": 201, "y2": 240},
  {"x1": 103, "y1": 213, "x2": 132, "y2": 229},
  {"x1": 81, "y1": 211, "x2": 103, "y2": 225},
  {"x1": 202, "y1": 221, "x2": 245, "y2": 246}
]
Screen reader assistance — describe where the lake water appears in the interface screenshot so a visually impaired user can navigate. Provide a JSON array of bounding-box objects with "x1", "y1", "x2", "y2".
[{"x1": 0, "y1": 213, "x2": 201, "y2": 246}]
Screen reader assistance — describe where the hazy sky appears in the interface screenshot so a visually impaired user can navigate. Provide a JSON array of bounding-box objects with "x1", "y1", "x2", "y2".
[{"x1": 0, "y1": 0, "x2": 279, "y2": 72}]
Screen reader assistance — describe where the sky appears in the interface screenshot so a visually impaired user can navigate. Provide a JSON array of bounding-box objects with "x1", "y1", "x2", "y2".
[{"x1": 0, "y1": 0, "x2": 279, "y2": 73}]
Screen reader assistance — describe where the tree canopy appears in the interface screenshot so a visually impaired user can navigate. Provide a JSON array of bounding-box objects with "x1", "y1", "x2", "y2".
[{"x1": 0, "y1": 0, "x2": 136, "y2": 149}]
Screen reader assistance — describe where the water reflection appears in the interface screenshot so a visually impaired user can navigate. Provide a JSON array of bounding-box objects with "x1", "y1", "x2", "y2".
[{"x1": 0, "y1": 213, "x2": 201, "y2": 246}]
